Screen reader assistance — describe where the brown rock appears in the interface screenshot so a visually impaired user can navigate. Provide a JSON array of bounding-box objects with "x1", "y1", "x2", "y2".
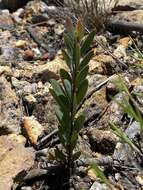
[
  {"x1": 93, "y1": 54, "x2": 115, "y2": 75},
  {"x1": 118, "y1": 37, "x2": 131, "y2": 48},
  {"x1": 0, "y1": 66, "x2": 12, "y2": 76},
  {"x1": 89, "y1": 60, "x2": 105, "y2": 74},
  {"x1": 0, "y1": 135, "x2": 35, "y2": 190},
  {"x1": 23, "y1": 116, "x2": 44, "y2": 145},
  {"x1": 33, "y1": 55, "x2": 67, "y2": 82},
  {"x1": 113, "y1": 10, "x2": 143, "y2": 24},
  {"x1": 87, "y1": 129, "x2": 118, "y2": 154},
  {"x1": 24, "y1": 50, "x2": 35, "y2": 61},
  {"x1": 15, "y1": 40, "x2": 28, "y2": 49}
]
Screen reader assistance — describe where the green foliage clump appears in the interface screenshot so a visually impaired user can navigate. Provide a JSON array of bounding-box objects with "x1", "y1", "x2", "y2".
[{"x1": 50, "y1": 18, "x2": 95, "y2": 174}]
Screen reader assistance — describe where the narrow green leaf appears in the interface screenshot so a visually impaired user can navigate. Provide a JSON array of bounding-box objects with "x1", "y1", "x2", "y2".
[
  {"x1": 79, "y1": 50, "x2": 94, "y2": 69},
  {"x1": 62, "y1": 49, "x2": 71, "y2": 69},
  {"x1": 55, "y1": 107, "x2": 64, "y2": 126},
  {"x1": 64, "y1": 33, "x2": 73, "y2": 54},
  {"x1": 76, "y1": 79, "x2": 88, "y2": 105},
  {"x1": 110, "y1": 123, "x2": 140, "y2": 153},
  {"x1": 56, "y1": 106, "x2": 70, "y2": 129},
  {"x1": 63, "y1": 79, "x2": 72, "y2": 99},
  {"x1": 113, "y1": 76, "x2": 129, "y2": 94},
  {"x1": 81, "y1": 30, "x2": 95, "y2": 56},
  {"x1": 73, "y1": 40, "x2": 80, "y2": 67},
  {"x1": 50, "y1": 79, "x2": 64, "y2": 96},
  {"x1": 70, "y1": 131, "x2": 78, "y2": 151},
  {"x1": 76, "y1": 65, "x2": 89, "y2": 85},
  {"x1": 74, "y1": 114, "x2": 85, "y2": 132},
  {"x1": 50, "y1": 89, "x2": 70, "y2": 113},
  {"x1": 56, "y1": 106, "x2": 72, "y2": 146},
  {"x1": 60, "y1": 69, "x2": 71, "y2": 82}
]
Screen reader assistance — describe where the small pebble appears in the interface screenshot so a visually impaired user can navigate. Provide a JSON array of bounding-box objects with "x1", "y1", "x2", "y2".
[{"x1": 24, "y1": 50, "x2": 34, "y2": 60}]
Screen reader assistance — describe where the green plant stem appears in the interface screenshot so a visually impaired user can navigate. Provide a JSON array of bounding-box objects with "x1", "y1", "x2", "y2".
[{"x1": 67, "y1": 54, "x2": 77, "y2": 178}]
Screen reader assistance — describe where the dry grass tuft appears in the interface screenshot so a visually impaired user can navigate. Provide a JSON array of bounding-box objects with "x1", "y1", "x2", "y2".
[{"x1": 66, "y1": 0, "x2": 119, "y2": 31}]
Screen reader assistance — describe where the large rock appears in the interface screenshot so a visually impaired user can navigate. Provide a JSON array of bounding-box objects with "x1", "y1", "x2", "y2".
[
  {"x1": 0, "y1": 135, "x2": 35, "y2": 190},
  {"x1": 0, "y1": 76, "x2": 21, "y2": 134},
  {"x1": 87, "y1": 129, "x2": 118, "y2": 154},
  {"x1": 117, "y1": 0, "x2": 143, "y2": 8},
  {"x1": 0, "y1": 15, "x2": 14, "y2": 30}
]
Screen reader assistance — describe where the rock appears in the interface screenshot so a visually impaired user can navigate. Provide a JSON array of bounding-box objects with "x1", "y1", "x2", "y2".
[
  {"x1": 0, "y1": 76, "x2": 21, "y2": 134},
  {"x1": 15, "y1": 40, "x2": 28, "y2": 48},
  {"x1": 33, "y1": 55, "x2": 67, "y2": 82},
  {"x1": 21, "y1": 187, "x2": 32, "y2": 190},
  {"x1": 75, "y1": 180, "x2": 91, "y2": 190},
  {"x1": 47, "y1": 19, "x2": 56, "y2": 26},
  {"x1": 11, "y1": 77, "x2": 29, "y2": 89},
  {"x1": 113, "y1": 122, "x2": 141, "y2": 164},
  {"x1": 88, "y1": 168, "x2": 97, "y2": 180},
  {"x1": 23, "y1": 50, "x2": 35, "y2": 61},
  {"x1": 24, "y1": 94, "x2": 37, "y2": 105},
  {"x1": 90, "y1": 181, "x2": 110, "y2": 190},
  {"x1": 1, "y1": 9, "x2": 10, "y2": 16},
  {"x1": 23, "y1": 116, "x2": 44, "y2": 145},
  {"x1": 93, "y1": 54, "x2": 115, "y2": 75},
  {"x1": 11, "y1": 77, "x2": 37, "y2": 96},
  {"x1": 95, "y1": 35, "x2": 108, "y2": 49},
  {"x1": 106, "y1": 74, "x2": 131, "y2": 101},
  {"x1": 77, "y1": 136, "x2": 93, "y2": 158},
  {"x1": 25, "y1": 0, "x2": 50, "y2": 14},
  {"x1": 32, "y1": 90, "x2": 58, "y2": 133},
  {"x1": 125, "y1": 121, "x2": 140, "y2": 140},
  {"x1": 32, "y1": 48, "x2": 41, "y2": 58},
  {"x1": 106, "y1": 80, "x2": 118, "y2": 101},
  {"x1": 136, "y1": 175, "x2": 143, "y2": 186},
  {"x1": 109, "y1": 93, "x2": 124, "y2": 125},
  {"x1": 0, "y1": 31, "x2": 11, "y2": 44},
  {"x1": 0, "y1": 15, "x2": 14, "y2": 29},
  {"x1": 54, "y1": 23, "x2": 64, "y2": 35},
  {"x1": 117, "y1": 0, "x2": 143, "y2": 8},
  {"x1": 117, "y1": 37, "x2": 131, "y2": 48},
  {"x1": 113, "y1": 45, "x2": 127, "y2": 59},
  {"x1": 88, "y1": 74, "x2": 107, "y2": 93},
  {"x1": 89, "y1": 60, "x2": 105, "y2": 74},
  {"x1": 0, "y1": 45, "x2": 15, "y2": 63},
  {"x1": 8, "y1": 134, "x2": 26, "y2": 145},
  {"x1": 0, "y1": 66, "x2": 12, "y2": 76},
  {"x1": 95, "y1": 54, "x2": 114, "y2": 64},
  {"x1": 87, "y1": 129, "x2": 118, "y2": 154},
  {"x1": 80, "y1": 74, "x2": 108, "y2": 127},
  {"x1": 12, "y1": 8, "x2": 24, "y2": 23},
  {"x1": 112, "y1": 10, "x2": 143, "y2": 32},
  {"x1": 132, "y1": 85, "x2": 143, "y2": 110},
  {"x1": 0, "y1": 135, "x2": 35, "y2": 190}
]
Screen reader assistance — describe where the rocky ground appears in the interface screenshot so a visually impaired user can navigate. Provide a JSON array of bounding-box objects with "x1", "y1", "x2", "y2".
[{"x1": 0, "y1": 0, "x2": 143, "y2": 190}]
